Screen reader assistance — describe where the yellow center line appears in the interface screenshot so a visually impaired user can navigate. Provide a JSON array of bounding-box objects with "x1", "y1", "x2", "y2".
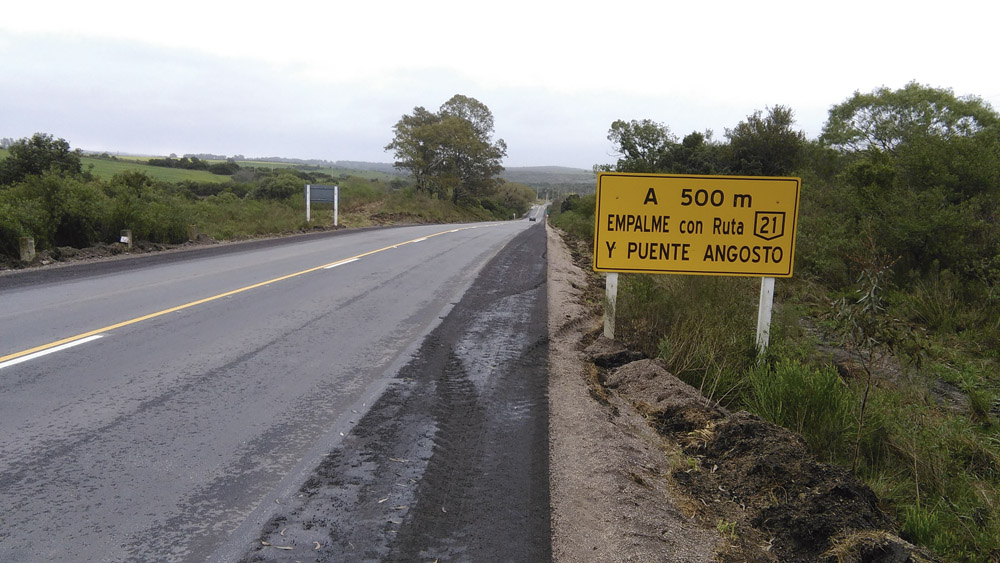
[{"x1": 0, "y1": 225, "x2": 495, "y2": 364}]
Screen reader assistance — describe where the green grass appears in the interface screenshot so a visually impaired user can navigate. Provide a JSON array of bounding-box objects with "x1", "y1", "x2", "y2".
[
  {"x1": 548, "y1": 194, "x2": 596, "y2": 240},
  {"x1": 597, "y1": 255, "x2": 1000, "y2": 561},
  {"x1": 746, "y1": 359, "x2": 854, "y2": 461},
  {"x1": 233, "y1": 161, "x2": 399, "y2": 181},
  {"x1": 3, "y1": 147, "x2": 399, "y2": 183},
  {"x1": 621, "y1": 274, "x2": 759, "y2": 407},
  {"x1": 81, "y1": 156, "x2": 228, "y2": 183},
  {"x1": 82, "y1": 155, "x2": 399, "y2": 183},
  {"x1": 182, "y1": 194, "x2": 308, "y2": 240}
]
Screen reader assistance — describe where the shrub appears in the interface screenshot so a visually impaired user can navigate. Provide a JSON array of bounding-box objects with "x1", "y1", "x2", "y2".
[
  {"x1": 745, "y1": 359, "x2": 854, "y2": 461},
  {"x1": 251, "y1": 173, "x2": 302, "y2": 200},
  {"x1": 549, "y1": 194, "x2": 595, "y2": 240},
  {"x1": 5, "y1": 171, "x2": 109, "y2": 249},
  {"x1": 0, "y1": 199, "x2": 26, "y2": 257},
  {"x1": 0, "y1": 133, "x2": 82, "y2": 185}
]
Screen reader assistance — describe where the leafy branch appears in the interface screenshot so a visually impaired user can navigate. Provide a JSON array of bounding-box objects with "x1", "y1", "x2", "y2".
[{"x1": 832, "y1": 231, "x2": 900, "y2": 472}]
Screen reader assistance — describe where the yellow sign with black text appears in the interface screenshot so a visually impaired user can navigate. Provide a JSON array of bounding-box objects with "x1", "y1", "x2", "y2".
[{"x1": 593, "y1": 173, "x2": 800, "y2": 277}]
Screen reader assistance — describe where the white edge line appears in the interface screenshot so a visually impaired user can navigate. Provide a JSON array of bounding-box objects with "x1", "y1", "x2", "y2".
[
  {"x1": 0, "y1": 335, "x2": 105, "y2": 370},
  {"x1": 323, "y1": 258, "x2": 360, "y2": 270}
]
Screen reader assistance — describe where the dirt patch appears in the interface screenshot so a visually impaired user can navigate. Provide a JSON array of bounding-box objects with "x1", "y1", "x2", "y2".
[
  {"x1": 547, "y1": 223, "x2": 935, "y2": 562},
  {"x1": 546, "y1": 224, "x2": 722, "y2": 562},
  {"x1": 369, "y1": 212, "x2": 428, "y2": 224}
]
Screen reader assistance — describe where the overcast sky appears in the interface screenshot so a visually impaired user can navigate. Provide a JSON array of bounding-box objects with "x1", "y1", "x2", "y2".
[{"x1": 2, "y1": 1, "x2": 998, "y2": 169}]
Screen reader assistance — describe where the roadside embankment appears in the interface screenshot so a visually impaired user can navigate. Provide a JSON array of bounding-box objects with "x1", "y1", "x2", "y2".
[{"x1": 546, "y1": 222, "x2": 934, "y2": 562}]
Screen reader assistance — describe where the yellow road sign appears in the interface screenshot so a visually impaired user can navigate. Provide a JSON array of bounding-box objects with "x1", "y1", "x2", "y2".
[{"x1": 593, "y1": 173, "x2": 800, "y2": 277}]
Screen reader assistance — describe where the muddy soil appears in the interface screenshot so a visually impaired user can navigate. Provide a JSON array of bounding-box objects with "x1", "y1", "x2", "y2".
[{"x1": 604, "y1": 357, "x2": 931, "y2": 562}]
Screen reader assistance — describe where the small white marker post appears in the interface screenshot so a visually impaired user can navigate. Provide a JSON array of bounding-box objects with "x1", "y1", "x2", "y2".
[
  {"x1": 333, "y1": 185, "x2": 339, "y2": 227},
  {"x1": 305, "y1": 184, "x2": 312, "y2": 222},
  {"x1": 604, "y1": 272, "x2": 619, "y2": 338},
  {"x1": 756, "y1": 276, "x2": 775, "y2": 359}
]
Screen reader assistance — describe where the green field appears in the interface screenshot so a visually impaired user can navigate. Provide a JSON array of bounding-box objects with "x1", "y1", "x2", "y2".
[
  {"x1": 2, "y1": 145, "x2": 402, "y2": 184},
  {"x1": 1, "y1": 149, "x2": 225, "y2": 183},
  {"x1": 86, "y1": 155, "x2": 398, "y2": 183},
  {"x1": 82, "y1": 156, "x2": 229, "y2": 183},
  {"x1": 233, "y1": 161, "x2": 399, "y2": 181}
]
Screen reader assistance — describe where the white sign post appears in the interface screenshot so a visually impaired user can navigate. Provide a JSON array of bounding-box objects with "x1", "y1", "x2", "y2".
[
  {"x1": 305, "y1": 184, "x2": 340, "y2": 225},
  {"x1": 604, "y1": 273, "x2": 619, "y2": 338},
  {"x1": 756, "y1": 276, "x2": 775, "y2": 358}
]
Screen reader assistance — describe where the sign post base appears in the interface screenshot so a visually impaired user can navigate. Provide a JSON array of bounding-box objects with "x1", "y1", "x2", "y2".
[
  {"x1": 756, "y1": 276, "x2": 775, "y2": 358},
  {"x1": 604, "y1": 272, "x2": 619, "y2": 339}
]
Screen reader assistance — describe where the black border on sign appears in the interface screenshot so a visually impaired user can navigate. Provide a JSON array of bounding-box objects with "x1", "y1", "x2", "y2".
[{"x1": 592, "y1": 172, "x2": 801, "y2": 278}]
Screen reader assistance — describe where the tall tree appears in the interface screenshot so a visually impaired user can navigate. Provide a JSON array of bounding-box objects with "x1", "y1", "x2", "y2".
[
  {"x1": 673, "y1": 131, "x2": 723, "y2": 175},
  {"x1": 820, "y1": 82, "x2": 998, "y2": 155},
  {"x1": 820, "y1": 83, "x2": 1000, "y2": 277},
  {"x1": 385, "y1": 95, "x2": 507, "y2": 203},
  {"x1": 725, "y1": 105, "x2": 805, "y2": 176},
  {"x1": 385, "y1": 107, "x2": 447, "y2": 197},
  {"x1": 598, "y1": 120, "x2": 724, "y2": 174},
  {"x1": 603, "y1": 119, "x2": 677, "y2": 173}
]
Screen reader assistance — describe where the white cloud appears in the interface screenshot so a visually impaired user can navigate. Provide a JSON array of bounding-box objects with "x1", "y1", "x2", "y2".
[{"x1": 2, "y1": 0, "x2": 999, "y2": 168}]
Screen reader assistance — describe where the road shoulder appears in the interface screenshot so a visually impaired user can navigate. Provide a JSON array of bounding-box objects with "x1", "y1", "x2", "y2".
[{"x1": 546, "y1": 222, "x2": 722, "y2": 562}]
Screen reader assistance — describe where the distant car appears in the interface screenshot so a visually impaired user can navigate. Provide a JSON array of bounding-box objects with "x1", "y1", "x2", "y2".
[{"x1": 529, "y1": 216, "x2": 536, "y2": 221}]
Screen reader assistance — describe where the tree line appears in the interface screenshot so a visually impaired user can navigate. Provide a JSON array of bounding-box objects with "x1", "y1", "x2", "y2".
[
  {"x1": 0, "y1": 103, "x2": 537, "y2": 261},
  {"x1": 550, "y1": 81, "x2": 1000, "y2": 561},
  {"x1": 595, "y1": 83, "x2": 1000, "y2": 293},
  {"x1": 145, "y1": 156, "x2": 241, "y2": 175},
  {"x1": 0, "y1": 134, "x2": 329, "y2": 257}
]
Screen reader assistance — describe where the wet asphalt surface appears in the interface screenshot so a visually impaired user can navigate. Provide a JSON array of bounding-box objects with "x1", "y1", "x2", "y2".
[
  {"x1": 0, "y1": 220, "x2": 548, "y2": 562},
  {"x1": 236, "y1": 223, "x2": 550, "y2": 562}
]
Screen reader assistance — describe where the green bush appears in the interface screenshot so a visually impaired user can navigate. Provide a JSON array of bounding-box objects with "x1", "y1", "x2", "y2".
[
  {"x1": 549, "y1": 194, "x2": 596, "y2": 240},
  {"x1": 5, "y1": 171, "x2": 110, "y2": 249},
  {"x1": 0, "y1": 199, "x2": 26, "y2": 257},
  {"x1": 54, "y1": 177, "x2": 109, "y2": 248},
  {"x1": 251, "y1": 173, "x2": 302, "y2": 200},
  {"x1": 745, "y1": 359, "x2": 854, "y2": 461},
  {"x1": 339, "y1": 177, "x2": 385, "y2": 212}
]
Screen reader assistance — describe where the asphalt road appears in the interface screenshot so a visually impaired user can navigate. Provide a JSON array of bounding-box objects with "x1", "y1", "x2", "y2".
[{"x1": 0, "y1": 219, "x2": 548, "y2": 562}]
